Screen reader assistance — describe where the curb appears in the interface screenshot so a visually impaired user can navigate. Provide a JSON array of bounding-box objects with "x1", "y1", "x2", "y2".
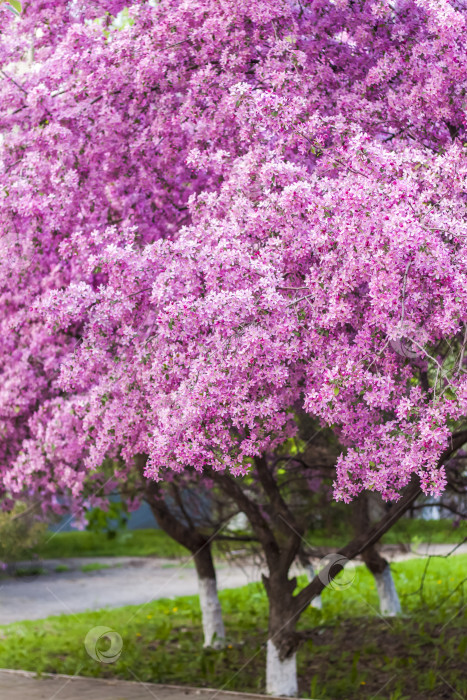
[{"x1": 0, "y1": 669, "x2": 307, "y2": 700}]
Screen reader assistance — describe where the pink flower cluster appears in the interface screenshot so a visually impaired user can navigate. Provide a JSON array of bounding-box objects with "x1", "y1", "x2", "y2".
[{"x1": 1, "y1": 0, "x2": 467, "y2": 509}]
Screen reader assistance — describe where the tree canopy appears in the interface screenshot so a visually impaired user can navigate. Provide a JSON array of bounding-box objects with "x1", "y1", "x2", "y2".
[{"x1": 1, "y1": 0, "x2": 467, "y2": 508}]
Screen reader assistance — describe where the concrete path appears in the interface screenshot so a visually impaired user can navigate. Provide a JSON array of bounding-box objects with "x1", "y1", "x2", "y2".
[
  {"x1": 0, "y1": 558, "x2": 264, "y2": 624},
  {"x1": 0, "y1": 543, "x2": 464, "y2": 625},
  {"x1": 378, "y1": 542, "x2": 467, "y2": 560},
  {"x1": 0, "y1": 670, "x2": 298, "y2": 700}
]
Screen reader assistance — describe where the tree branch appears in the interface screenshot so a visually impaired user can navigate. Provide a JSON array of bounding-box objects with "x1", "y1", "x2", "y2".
[{"x1": 209, "y1": 468, "x2": 281, "y2": 569}]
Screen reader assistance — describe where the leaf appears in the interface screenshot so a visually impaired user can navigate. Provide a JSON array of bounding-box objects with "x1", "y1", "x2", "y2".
[
  {"x1": 444, "y1": 387, "x2": 457, "y2": 400},
  {"x1": 5, "y1": 0, "x2": 22, "y2": 15},
  {"x1": 333, "y1": 386, "x2": 340, "y2": 396}
]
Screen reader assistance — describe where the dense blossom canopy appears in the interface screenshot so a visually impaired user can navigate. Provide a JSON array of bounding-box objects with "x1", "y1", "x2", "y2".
[{"x1": 1, "y1": 0, "x2": 467, "y2": 508}]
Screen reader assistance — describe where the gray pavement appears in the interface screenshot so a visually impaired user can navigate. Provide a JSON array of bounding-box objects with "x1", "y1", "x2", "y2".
[
  {"x1": 0, "y1": 670, "x2": 298, "y2": 700},
  {"x1": 0, "y1": 558, "x2": 263, "y2": 624}
]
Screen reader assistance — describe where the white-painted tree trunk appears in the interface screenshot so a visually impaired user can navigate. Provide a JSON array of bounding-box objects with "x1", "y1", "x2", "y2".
[
  {"x1": 306, "y1": 563, "x2": 322, "y2": 609},
  {"x1": 198, "y1": 577, "x2": 225, "y2": 648},
  {"x1": 266, "y1": 640, "x2": 298, "y2": 696},
  {"x1": 374, "y1": 565, "x2": 401, "y2": 616}
]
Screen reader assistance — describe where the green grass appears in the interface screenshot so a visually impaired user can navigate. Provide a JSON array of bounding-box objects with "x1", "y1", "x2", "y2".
[
  {"x1": 37, "y1": 529, "x2": 189, "y2": 559},
  {"x1": 382, "y1": 517, "x2": 467, "y2": 545},
  {"x1": 307, "y1": 517, "x2": 467, "y2": 548},
  {"x1": 0, "y1": 555, "x2": 465, "y2": 699},
  {"x1": 12, "y1": 565, "x2": 45, "y2": 578},
  {"x1": 36, "y1": 519, "x2": 467, "y2": 561},
  {"x1": 54, "y1": 565, "x2": 70, "y2": 574},
  {"x1": 80, "y1": 563, "x2": 112, "y2": 573}
]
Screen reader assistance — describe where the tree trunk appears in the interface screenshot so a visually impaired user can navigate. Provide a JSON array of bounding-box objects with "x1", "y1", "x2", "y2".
[
  {"x1": 362, "y1": 545, "x2": 401, "y2": 616},
  {"x1": 354, "y1": 493, "x2": 401, "y2": 617},
  {"x1": 194, "y1": 545, "x2": 225, "y2": 648},
  {"x1": 373, "y1": 563, "x2": 401, "y2": 616},
  {"x1": 305, "y1": 562, "x2": 322, "y2": 609},
  {"x1": 142, "y1": 472, "x2": 226, "y2": 650},
  {"x1": 208, "y1": 462, "x2": 304, "y2": 695},
  {"x1": 263, "y1": 574, "x2": 300, "y2": 696},
  {"x1": 266, "y1": 639, "x2": 298, "y2": 697}
]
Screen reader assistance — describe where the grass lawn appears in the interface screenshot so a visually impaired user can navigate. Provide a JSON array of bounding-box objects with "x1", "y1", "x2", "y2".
[
  {"x1": 36, "y1": 518, "x2": 467, "y2": 560},
  {"x1": 37, "y1": 528, "x2": 189, "y2": 559},
  {"x1": 0, "y1": 555, "x2": 465, "y2": 699},
  {"x1": 308, "y1": 517, "x2": 467, "y2": 547}
]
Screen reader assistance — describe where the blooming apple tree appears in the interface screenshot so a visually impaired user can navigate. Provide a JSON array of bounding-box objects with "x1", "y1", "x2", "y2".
[
  {"x1": 2, "y1": 1, "x2": 467, "y2": 693},
  {"x1": 2, "y1": 0, "x2": 467, "y2": 505}
]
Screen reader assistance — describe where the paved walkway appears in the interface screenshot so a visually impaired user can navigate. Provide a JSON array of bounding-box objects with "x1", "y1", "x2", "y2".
[
  {"x1": 0, "y1": 670, "x2": 297, "y2": 700},
  {"x1": 0, "y1": 558, "x2": 263, "y2": 624}
]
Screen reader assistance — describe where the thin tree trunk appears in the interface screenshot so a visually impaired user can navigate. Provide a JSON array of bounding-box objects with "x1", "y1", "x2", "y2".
[
  {"x1": 263, "y1": 574, "x2": 300, "y2": 697},
  {"x1": 355, "y1": 493, "x2": 401, "y2": 616},
  {"x1": 305, "y1": 562, "x2": 322, "y2": 609},
  {"x1": 266, "y1": 639, "x2": 298, "y2": 697},
  {"x1": 362, "y1": 545, "x2": 401, "y2": 616},
  {"x1": 141, "y1": 468, "x2": 226, "y2": 649},
  {"x1": 372, "y1": 562, "x2": 401, "y2": 616},
  {"x1": 193, "y1": 545, "x2": 225, "y2": 648}
]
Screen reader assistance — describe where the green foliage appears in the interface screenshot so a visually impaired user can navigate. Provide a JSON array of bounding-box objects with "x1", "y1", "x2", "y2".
[
  {"x1": 85, "y1": 500, "x2": 129, "y2": 539},
  {"x1": 13, "y1": 565, "x2": 45, "y2": 577},
  {"x1": 115, "y1": 7, "x2": 135, "y2": 30},
  {"x1": 0, "y1": 503, "x2": 47, "y2": 563},
  {"x1": 1, "y1": 0, "x2": 22, "y2": 16}
]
